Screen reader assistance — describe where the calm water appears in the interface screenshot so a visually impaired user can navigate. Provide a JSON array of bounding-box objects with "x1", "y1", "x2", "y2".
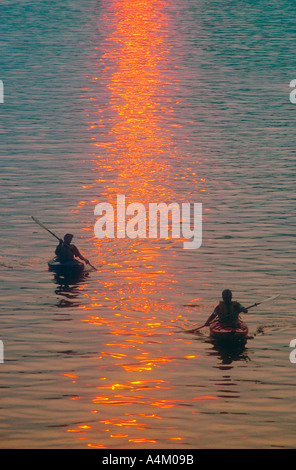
[{"x1": 1, "y1": 0, "x2": 296, "y2": 449}]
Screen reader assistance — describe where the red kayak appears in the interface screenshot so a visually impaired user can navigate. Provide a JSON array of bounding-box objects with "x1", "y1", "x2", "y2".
[{"x1": 209, "y1": 319, "x2": 248, "y2": 342}]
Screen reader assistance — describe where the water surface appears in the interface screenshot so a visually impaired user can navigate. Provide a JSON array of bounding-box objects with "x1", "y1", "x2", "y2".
[{"x1": 0, "y1": 0, "x2": 295, "y2": 449}]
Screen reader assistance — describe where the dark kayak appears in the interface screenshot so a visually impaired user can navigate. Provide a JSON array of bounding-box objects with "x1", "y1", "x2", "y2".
[
  {"x1": 48, "y1": 258, "x2": 84, "y2": 276},
  {"x1": 209, "y1": 319, "x2": 248, "y2": 342}
]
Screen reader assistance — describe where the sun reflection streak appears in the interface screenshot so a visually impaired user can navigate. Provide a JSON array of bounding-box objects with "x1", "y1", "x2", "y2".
[{"x1": 63, "y1": 0, "x2": 211, "y2": 449}]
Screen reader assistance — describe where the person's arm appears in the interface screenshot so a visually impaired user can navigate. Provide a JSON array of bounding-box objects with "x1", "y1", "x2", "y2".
[
  {"x1": 72, "y1": 245, "x2": 89, "y2": 264},
  {"x1": 204, "y1": 305, "x2": 219, "y2": 326},
  {"x1": 236, "y1": 302, "x2": 248, "y2": 314}
]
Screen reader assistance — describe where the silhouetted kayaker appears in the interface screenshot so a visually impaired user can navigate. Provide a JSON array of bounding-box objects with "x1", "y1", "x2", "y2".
[
  {"x1": 204, "y1": 289, "x2": 248, "y2": 326},
  {"x1": 55, "y1": 233, "x2": 90, "y2": 265}
]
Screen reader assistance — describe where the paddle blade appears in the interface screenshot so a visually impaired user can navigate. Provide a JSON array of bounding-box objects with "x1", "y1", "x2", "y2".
[
  {"x1": 88, "y1": 262, "x2": 98, "y2": 272},
  {"x1": 31, "y1": 216, "x2": 61, "y2": 241},
  {"x1": 259, "y1": 294, "x2": 280, "y2": 304},
  {"x1": 32, "y1": 216, "x2": 47, "y2": 231},
  {"x1": 185, "y1": 324, "x2": 206, "y2": 334},
  {"x1": 245, "y1": 294, "x2": 280, "y2": 311}
]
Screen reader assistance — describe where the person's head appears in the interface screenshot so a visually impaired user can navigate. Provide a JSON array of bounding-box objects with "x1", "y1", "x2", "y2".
[
  {"x1": 222, "y1": 289, "x2": 232, "y2": 304},
  {"x1": 64, "y1": 233, "x2": 73, "y2": 244}
]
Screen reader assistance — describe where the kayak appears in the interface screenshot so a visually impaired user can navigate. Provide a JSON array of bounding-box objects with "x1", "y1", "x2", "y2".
[
  {"x1": 209, "y1": 319, "x2": 248, "y2": 342},
  {"x1": 48, "y1": 258, "x2": 84, "y2": 276}
]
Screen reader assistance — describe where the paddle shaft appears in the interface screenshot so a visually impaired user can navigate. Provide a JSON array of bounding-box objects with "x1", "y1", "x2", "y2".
[
  {"x1": 31, "y1": 216, "x2": 98, "y2": 271},
  {"x1": 86, "y1": 261, "x2": 98, "y2": 271},
  {"x1": 207, "y1": 302, "x2": 256, "y2": 326},
  {"x1": 32, "y1": 216, "x2": 62, "y2": 243},
  {"x1": 189, "y1": 297, "x2": 277, "y2": 333},
  {"x1": 218, "y1": 297, "x2": 280, "y2": 321}
]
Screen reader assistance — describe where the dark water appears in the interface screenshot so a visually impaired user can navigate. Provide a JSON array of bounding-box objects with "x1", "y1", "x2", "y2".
[{"x1": 1, "y1": 0, "x2": 296, "y2": 449}]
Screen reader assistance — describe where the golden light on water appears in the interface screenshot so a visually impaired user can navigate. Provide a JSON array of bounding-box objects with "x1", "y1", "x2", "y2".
[
  {"x1": 0, "y1": 0, "x2": 293, "y2": 450},
  {"x1": 63, "y1": 0, "x2": 212, "y2": 448},
  {"x1": 90, "y1": 3, "x2": 175, "y2": 188}
]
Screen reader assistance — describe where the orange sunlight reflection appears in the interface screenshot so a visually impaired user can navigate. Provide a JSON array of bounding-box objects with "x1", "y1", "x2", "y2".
[{"x1": 65, "y1": 0, "x2": 211, "y2": 448}]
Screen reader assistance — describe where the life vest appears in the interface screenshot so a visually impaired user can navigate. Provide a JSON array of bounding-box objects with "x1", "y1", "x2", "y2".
[
  {"x1": 218, "y1": 301, "x2": 241, "y2": 322},
  {"x1": 55, "y1": 242, "x2": 74, "y2": 261}
]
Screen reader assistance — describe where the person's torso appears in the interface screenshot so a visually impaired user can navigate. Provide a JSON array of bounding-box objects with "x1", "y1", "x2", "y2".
[
  {"x1": 217, "y1": 301, "x2": 240, "y2": 322},
  {"x1": 56, "y1": 243, "x2": 74, "y2": 261}
]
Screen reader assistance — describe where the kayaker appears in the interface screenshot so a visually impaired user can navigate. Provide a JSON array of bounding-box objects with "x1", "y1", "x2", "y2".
[
  {"x1": 204, "y1": 289, "x2": 248, "y2": 326},
  {"x1": 55, "y1": 233, "x2": 90, "y2": 266}
]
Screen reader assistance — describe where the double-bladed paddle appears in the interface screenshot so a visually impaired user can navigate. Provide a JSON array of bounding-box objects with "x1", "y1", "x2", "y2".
[
  {"x1": 31, "y1": 216, "x2": 98, "y2": 271},
  {"x1": 186, "y1": 294, "x2": 280, "y2": 334}
]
